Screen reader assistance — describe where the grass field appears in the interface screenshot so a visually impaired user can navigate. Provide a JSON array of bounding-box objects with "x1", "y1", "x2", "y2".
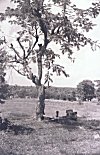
[{"x1": 0, "y1": 98, "x2": 100, "y2": 155}]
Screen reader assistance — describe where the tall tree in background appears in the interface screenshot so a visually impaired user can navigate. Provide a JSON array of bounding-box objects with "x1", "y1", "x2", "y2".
[
  {"x1": 94, "y1": 80, "x2": 100, "y2": 102},
  {"x1": 0, "y1": 0, "x2": 100, "y2": 120},
  {"x1": 0, "y1": 40, "x2": 8, "y2": 103},
  {"x1": 77, "y1": 80, "x2": 95, "y2": 101}
]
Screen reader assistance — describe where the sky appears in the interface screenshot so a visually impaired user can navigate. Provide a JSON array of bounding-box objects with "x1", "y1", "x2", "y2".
[{"x1": 0, "y1": 0, "x2": 100, "y2": 87}]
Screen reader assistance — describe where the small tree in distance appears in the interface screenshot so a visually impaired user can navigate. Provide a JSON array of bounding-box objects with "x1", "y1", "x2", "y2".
[{"x1": 0, "y1": 0, "x2": 100, "y2": 120}]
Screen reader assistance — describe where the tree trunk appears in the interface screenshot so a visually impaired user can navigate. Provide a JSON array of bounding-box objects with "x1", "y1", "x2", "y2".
[{"x1": 36, "y1": 85, "x2": 45, "y2": 121}]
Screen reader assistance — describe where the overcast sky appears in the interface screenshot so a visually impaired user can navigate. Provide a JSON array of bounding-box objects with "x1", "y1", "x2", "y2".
[{"x1": 0, "y1": 0, "x2": 100, "y2": 87}]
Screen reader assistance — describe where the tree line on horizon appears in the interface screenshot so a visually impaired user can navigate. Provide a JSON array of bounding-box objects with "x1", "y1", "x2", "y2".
[{"x1": 6, "y1": 80, "x2": 100, "y2": 102}]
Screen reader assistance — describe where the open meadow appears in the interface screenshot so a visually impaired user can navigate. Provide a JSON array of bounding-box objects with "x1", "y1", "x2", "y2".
[{"x1": 0, "y1": 98, "x2": 100, "y2": 155}]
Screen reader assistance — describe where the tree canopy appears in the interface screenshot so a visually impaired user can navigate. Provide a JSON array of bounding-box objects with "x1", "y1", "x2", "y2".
[
  {"x1": 0, "y1": 46, "x2": 8, "y2": 102},
  {"x1": 0, "y1": 0, "x2": 100, "y2": 86},
  {"x1": 94, "y1": 80, "x2": 100, "y2": 101},
  {"x1": 77, "y1": 80, "x2": 95, "y2": 101}
]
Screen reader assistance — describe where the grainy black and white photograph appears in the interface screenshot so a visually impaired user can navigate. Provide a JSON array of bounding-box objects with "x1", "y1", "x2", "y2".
[{"x1": 0, "y1": 0, "x2": 100, "y2": 154}]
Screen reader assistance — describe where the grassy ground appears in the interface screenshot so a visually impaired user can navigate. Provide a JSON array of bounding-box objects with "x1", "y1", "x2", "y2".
[{"x1": 0, "y1": 98, "x2": 100, "y2": 155}]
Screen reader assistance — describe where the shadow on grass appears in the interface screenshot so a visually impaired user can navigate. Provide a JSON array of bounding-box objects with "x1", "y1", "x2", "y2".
[
  {"x1": 8, "y1": 124, "x2": 35, "y2": 135},
  {"x1": 8, "y1": 113, "x2": 30, "y2": 120},
  {"x1": 44, "y1": 116, "x2": 100, "y2": 131},
  {"x1": 0, "y1": 119, "x2": 35, "y2": 135},
  {"x1": 43, "y1": 116, "x2": 81, "y2": 130},
  {"x1": 7, "y1": 152, "x2": 23, "y2": 155},
  {"x1": 0, "y1": 147, "x2": 19, "y2": 155},
  {"x1": 0, "y1": 150, "x2": 22, "y2": 155},
  {"x1": 75, "y1": 154, "x2": 100, "y2": 155},
  {"x1": 81, "y1": 119, "x2": 100, "y2": 130}
]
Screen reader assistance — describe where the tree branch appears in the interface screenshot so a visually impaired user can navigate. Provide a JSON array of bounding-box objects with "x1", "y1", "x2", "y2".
[
  {"x1": 9, "y1": 60, "x2": 20, "y2": 63},
  {"x1": 11, "y1": 65, "x2": 40, "y2": 86},
  {"x1": 17, "y1": 37, "x2": 26, "y2": 59},
  {"x1": 10, "y1": 43, "x2": 21, "y2": 59},
  {"x1": 33, "y1": 5, "x2": 49, "y2": 49},
  {"x1": 33, "y1": 7, "x2": 50, "y2": 84},
  {"x1": 25, "y1": 24, "x2": 39, "y2": 59},
  {"x1": 11, "y1": 65, "x2": 26, "y2": 77},
  {"x1": 39, "y1": 18, "x2": 49, "y2": 48},
  {"x1": 32, "y1": 24, "x2": 39, "y2": 47},
  {"x1": 26, "y1": 69, "x2": 40, "y2": 85}
]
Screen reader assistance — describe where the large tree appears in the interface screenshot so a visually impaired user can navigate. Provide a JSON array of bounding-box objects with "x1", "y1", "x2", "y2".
[
  {"x1": 0, "y1": 41, "x2": 8, "y2": 102},
  {"x1": 77, "y1": 80, "x2": 95, "y2": 101},
  {"x1": 94, "y1": 80, "x2": 100, "y2": 102},
  {"x1": 0, "y1": 0, "x2": 100, "y2": 120}
]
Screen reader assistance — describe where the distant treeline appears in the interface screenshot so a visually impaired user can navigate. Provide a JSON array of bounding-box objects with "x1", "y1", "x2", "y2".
[{"x1": 8, "y1": 85, "x2": 77, "y2": 101}]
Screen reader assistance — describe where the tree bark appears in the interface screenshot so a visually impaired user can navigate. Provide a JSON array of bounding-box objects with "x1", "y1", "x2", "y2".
[{"x1": 36, "y1": 85, "x2": 45, "y2": 121}]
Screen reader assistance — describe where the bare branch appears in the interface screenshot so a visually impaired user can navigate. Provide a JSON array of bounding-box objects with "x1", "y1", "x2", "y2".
[
  {"x1": 27, "y1": 70, "x2": 40, "y2": 85},
  {"x1": 25, "y1": 24, "x2": 39, "y2": 59},
  {"x1": 17, "y1": 37, "x2": 26, "y2": 59},
  {"x1": 10, "y1": 43, "x2": 21, "y2": 59},
  {"x1": 9, "y1": 60, "x2": 20, "y2": 63},
  {"x1": 32, "y1": 24, "x2": 38, "y2": 49},
  {"x1": 11, "y1": 65, "x2": 26, "y2": 77},
  {"x1": 11, "y1": 64, "x2": 40, "y2": 86},
  {"x1": 33, "y1": 6, "x2": 49, "y2": 49}
]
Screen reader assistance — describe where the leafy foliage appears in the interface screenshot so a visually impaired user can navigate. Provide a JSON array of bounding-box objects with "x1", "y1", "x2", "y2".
[
  {"x1": 0, "y1": 0, "x2": 100, "y2": 86},
  {"x1": 94, "y1": 80, "x2": 100, "y2": 101},
  {"x1": 0, "y1": 47, "x2": 9, "y2": 100},
  {"x1": 9, "y1": 85, "x2": 37, "y2": 98},
  {"x1": 9, "y1": 85, "x2": 76, "y2": 101},
  {"x1": 96, "y1": 88, "x2": 100, "y2": 101},
  {"x1": 77, "y1": 80, "x2": 95, "y2": 101}
]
